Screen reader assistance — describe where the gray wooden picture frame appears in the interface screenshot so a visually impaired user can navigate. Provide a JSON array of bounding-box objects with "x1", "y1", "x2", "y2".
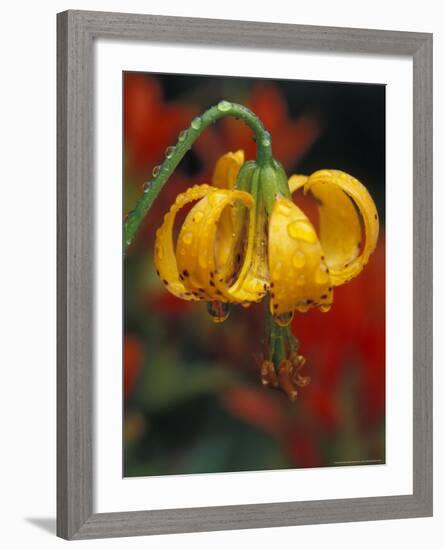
[{"x1": 57, "y1": 9, "x2": 433, "y2": 540}]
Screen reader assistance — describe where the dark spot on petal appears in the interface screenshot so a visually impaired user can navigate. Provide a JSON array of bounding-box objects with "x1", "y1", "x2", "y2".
[
  {"x1": 374, "y1": 213, "x2": 378, "y2": 220},
  {"x1": 263, "y1": 283, "x2": 267, "y2": 290},
  {"x1": 321, "y1": 294, "x2": 328, "y2": 299},
  {"x1": 306, "y1": 299, "x2": 314, "y2": 304},
  {"x1": 179, "y1": 274, "x2": 184, "y2": 281},
  {"x1": 209, "y1": 281, "x2": 215, "y2": 287},
  {"x1": 156, "y1": 269, "x2": 160, "y2": 276},
  {"x1": 270, "y1": 282, "x2": 274, "y2": 288},
  {"x1": 163, "y1": 279, "x2": 169, "y2": 286},
  {"x1": 321, "y1": 255, "x2": 325, "y2": 260},
  {"x1": 271, "y1": 293, "x2": 275, "y2": 298},
  {"x1": 273, "y1": 304, "x2": 278, "y2": 309},
  {"x1": 182, "y1": 270, "x2": 189, "y2": 277},
  {"x1": 210, "y1": 271, "x2": 214, "y2": 278},
  {"x1": 198, "y1": 288, "x2": 205, "y2": 292},
  {"x1": 236, "y1": 253, "x2": 241, "y2": 263},
  {"x1": 328, "y1": 287, "x2": 332, "y2": 291}
]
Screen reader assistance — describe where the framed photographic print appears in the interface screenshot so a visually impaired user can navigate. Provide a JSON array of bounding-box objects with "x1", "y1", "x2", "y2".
[{"x1": 57, "y1": 10, "x2": 433, "y2": 540}]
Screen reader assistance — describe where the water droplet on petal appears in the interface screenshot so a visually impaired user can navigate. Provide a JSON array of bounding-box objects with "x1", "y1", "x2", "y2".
[
  {"x1": 191, "y1": 117, "x2": 202, "y2": 130},
  {"x1": 217, "y1": 100, "x2": 232, "y2": 112},
  {"x1": 292, "y1": 250, "x2": 306, "y2": 269},
  {"x1": 273, "y1": 310, "x2": 294, "y2": 327},
  {"x1": 182, "y1": 232, "x2": 193, "y2": 245},
  {"x1": 155, "y1": 244, "x2": 164, "y2": 259},
  {"x1": 207, "y1": 301, "x2": 230, "y2": 323},
  {"x1": 152, "y1": 165, "x2": 161, "y2": 177},
  {"x1": 319, "y1": 304, "x2": 332, "y2": 313},
  {"x1": 165, "y1": 146, "x2": 175, "y2": 159},
  {"x1": 178, "y1": 129, "x2": 187, "y2": 142},
  {"x1": 193, "y1": 211, "x2": 204, "y2": 223},
  {"x1": 287, "y1": 220, "x2": 317, "y2": 243},
  {"x1": 296, "y1": 274, "x2": 305, "y2": 286},
  {"x1": 198, "y1": 254, "x2": 208, "y2": 268},
  {"x1": 241, "y1": 301, "x2": 251, "y2": 308},
  {"x1": 277, "y1": 202, "x2": 291, "y2": 216}
]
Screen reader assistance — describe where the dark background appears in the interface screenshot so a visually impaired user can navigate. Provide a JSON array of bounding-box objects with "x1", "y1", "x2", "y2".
[{"x1": 123, "y1": 72, "x2": 385, "y2": 477}]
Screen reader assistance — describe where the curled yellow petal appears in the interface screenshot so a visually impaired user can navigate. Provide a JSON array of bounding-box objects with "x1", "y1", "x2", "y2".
[
  {"x1": 210, "y1": 151, "x2": 245, "y2": 273},
  {"x1": 269, "y1": 197, "x2": 333, "y2": 315},
  {"x1": 176, "y1": 188, "x2": 254, "y2": 302},
  {"x1": 225, "y1": 170, "x2": 270, "y2": 303},
  {"x1": 211, "y1": 150, "x2": 244, "y2": 189},
  {"x1": 153, "y1": 184, "x2": 212, "y2": 301},
  {"x1": 303, "y1": 169, "x2": 379, "y2": 286},
  {"x1": 288, "y1": 174, "x2": 308, "y2": 194}
]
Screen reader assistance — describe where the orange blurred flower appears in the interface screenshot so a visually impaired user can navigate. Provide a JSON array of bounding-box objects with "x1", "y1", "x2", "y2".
[
  {"x1": 124, "y1": 335, "x2": 144, "y2": 399},
  {"x1": 124, "y1": 73, "x2": 197, "y2": 176},
  {"x1": 193, "y1": 82, "x2": 321, "y2": 171}
]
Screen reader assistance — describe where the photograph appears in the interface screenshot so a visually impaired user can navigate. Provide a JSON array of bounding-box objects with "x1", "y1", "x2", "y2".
[{"x1": 123, "y1": 72, "x2": 386, "y2": 478}]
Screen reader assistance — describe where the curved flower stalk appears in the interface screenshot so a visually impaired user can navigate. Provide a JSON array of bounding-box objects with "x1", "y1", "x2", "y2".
[{"x1": 125, "y1": 101, "x2": 379, "y2": 401}]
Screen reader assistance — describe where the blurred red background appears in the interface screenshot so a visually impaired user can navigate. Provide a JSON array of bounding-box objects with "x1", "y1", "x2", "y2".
[{"x1": 123, "y1": 72, "x2": 385, "y2": 476}]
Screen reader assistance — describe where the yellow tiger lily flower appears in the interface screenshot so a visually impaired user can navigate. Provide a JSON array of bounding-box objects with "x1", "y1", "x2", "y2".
[
  {"x1": 154, "y1": 150, "x2": 379, "y2": 322},
  {"x1": 153, "y1": 150, "x2": 378, "y2": 399}
]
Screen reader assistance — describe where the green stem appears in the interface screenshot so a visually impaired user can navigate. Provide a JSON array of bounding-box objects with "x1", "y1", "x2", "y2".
[
  {"x1": 266, "y1": 303, "x2": 300, "y2": 368},
  {"x1": 266, "y1": 305, "x2": 285, "y2": 366},
  {"x1": 124, "y1": 101, "x2": 272, "y2": 251}
]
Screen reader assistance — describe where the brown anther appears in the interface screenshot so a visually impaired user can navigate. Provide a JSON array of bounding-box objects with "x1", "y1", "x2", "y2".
[
  {"x1": 278, "y1": 360, "x2": 298, "y2": 402},
  {"x1": 260, "y1": 360, "x2": 279, "y2": 388},
  {"x1": 289, "y1": 352, "x2": 310, "y2": 388}
]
